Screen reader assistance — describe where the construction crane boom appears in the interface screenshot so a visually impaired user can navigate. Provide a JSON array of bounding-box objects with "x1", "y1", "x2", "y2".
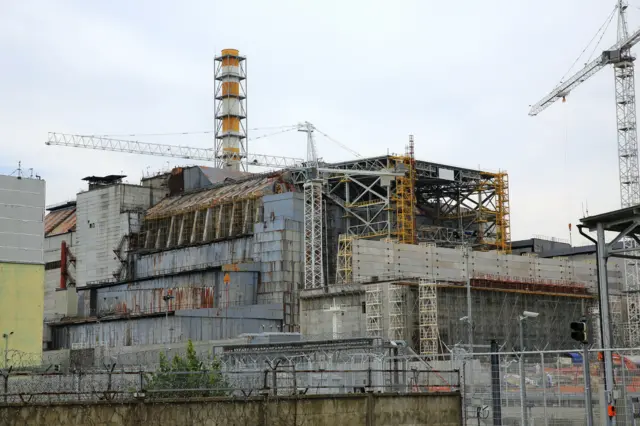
[
  {"x1": 46, "y1": 132, "x2": 303, "y2": 169},
  {"x1": 531, "y1": 4, "x2": 640, "y2": 417},
  {"x1": 529, "y1": 23, "x2": 640, "y2": 116}
]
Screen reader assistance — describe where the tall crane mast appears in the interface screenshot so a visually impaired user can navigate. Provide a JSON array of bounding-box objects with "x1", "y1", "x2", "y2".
[{"x1": 530, "y1": 3, "x2": 640, "y2": 421}]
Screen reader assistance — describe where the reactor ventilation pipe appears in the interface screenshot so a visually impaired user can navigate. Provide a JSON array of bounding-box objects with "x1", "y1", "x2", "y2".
[{"x1": 214, "y1": 49, "x2": 247, "y2": 171}]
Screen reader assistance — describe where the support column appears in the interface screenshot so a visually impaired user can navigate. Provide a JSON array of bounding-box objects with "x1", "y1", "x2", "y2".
[
  {"x1": 190, "y1": 210, "x2": 200, "y2": 244},
  {"x1": 177, "y1": 215, "x2": 186, "y2": 246},
  {"x1": 596, "y1": 222, "x2": 616, "y2": 418},
  {"x1": 203, "y1": 208, "x2": 212, "y2": 241},
  {"x1": 166, "y1": 216, "x2": 176, "y2": 249},
  {"x1": 215, "y1": 206, "x2": 223, "y2": 239}
]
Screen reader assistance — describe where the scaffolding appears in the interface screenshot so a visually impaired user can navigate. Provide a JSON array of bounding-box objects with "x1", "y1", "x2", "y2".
[
  {"x1": 366, "y1": 284, "x2": 383, "y2": 337},
  {"x1": 388, "y1": 284, "x2": 406, "y2": 340},
  {"x1": 473, "y1": 171, "x2": 512, "y2": 253},
  {"x1": 304, "y1": 180, "x2": 324, "y2": 289},
  {"x1": 393, "y1": 136, "x2": 416, "y2": 245},
  {"x1": 419, "y1": 278, "x2": 438, "y2": 357},
  {"x1": 494, "y1": 171, "x2": 511, "y2": 253},
  {"x1": 336, "y1": 234, "x2": 353, "y2": 284}
]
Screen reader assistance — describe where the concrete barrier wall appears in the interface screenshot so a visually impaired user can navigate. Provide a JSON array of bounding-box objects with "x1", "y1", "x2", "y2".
[{"x1": 0, "y1": 393, "x2": 462, "y2": 426}]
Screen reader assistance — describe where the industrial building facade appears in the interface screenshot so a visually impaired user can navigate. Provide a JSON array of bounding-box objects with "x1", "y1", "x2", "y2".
[{"x1": 36, "y1": 149, "x2": 617, "y2": 364}]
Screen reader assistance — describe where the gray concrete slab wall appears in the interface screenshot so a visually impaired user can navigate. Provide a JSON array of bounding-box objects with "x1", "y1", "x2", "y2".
[
  {"x1": 351, "y1": 239, "x2": 617, "y2": 291},
  {"x1": 75, "y1": 185, "x2": 162, "y2": 287},
  {"x1": 0, "y1": 393, "x2": 463, "y2": 426},
  {"x1": 253, "y1": 217, "x2": 303, "y2": 330},
  {"x1": 0, "y1": 175, "x2": 45, "y2": 264},
  {"x1": 51, "y1": 306, "x2": 282, "y2": 349}
]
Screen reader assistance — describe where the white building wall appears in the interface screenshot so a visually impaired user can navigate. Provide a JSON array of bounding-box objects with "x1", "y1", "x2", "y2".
[
  {"x1": 351, "y1": 239, "x2": 620, "y2": 291},
  {"x1": 0, "y1": 175, "x2": 45, "y2": 264}
]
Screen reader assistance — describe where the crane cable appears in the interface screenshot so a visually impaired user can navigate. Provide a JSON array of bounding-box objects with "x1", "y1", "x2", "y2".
[
  {"x1": 314, "y1": 127, "x2": 362, "y2": 159},
  {"x1": 92, "y1": 125, "x2": 297, "y2": 139},
  {"x1": 557, "y1": 6, "x2": 617, "y2": 87}
]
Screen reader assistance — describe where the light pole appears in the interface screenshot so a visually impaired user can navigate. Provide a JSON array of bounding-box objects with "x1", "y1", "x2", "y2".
[
  {"x1": 2, "y1": 332, "x2": 14, "y2": 368},
  {"x1": 464, "y1": 245, "x2": 473, "y2": 356},
  {"x1": 518, "y1": 311, "x2": 538, "y2": 426}
]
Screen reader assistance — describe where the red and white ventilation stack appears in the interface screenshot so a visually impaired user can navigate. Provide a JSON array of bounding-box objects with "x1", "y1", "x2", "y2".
[{"x1": 214, "y1": 49, "x2": 247, "y2": 171}]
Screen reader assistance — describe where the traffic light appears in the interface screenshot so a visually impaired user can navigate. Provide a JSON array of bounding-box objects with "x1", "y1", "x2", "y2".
[{"x1": 571, "y1": 320, "x2": 588, "y2": 344}]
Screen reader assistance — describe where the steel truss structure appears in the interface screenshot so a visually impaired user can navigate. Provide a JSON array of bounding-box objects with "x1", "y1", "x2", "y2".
[
  {"x1": 336, "y1": 234, "x2": 353, "y2": 284},
  {"x1": 387, "y1": 284, "x2": 406, "y2": 340},
  {"x1": 214, "y1": 50, "x2": 248, "y2": 171},
  {"x1": 45, "y1": 133, "x2": 303, "y2": 169},
  {"x1": 307, "y1": 156, "x2": 507, "y2": 249},
  {"x1": 419, "y1": 278, "x2": 439, "y2": 357},
  {"x1": 366, "y1": 284, "x2": 383, "y2": 337},
  {"x1": 304, "y1": 180, "x2": 324, "y2": 289}
]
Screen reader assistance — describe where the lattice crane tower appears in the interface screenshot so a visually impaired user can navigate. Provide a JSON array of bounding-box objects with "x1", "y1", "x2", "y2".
[
  {"x1": 214, "y1": 49, "x2": 248, "y2": 171},
  {"x1": 530, "y1": 1, "x2": 640, "y2": 347}
]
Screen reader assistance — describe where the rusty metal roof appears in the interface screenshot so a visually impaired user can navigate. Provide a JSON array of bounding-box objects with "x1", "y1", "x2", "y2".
[
  {"x1": 45, "y1": 207, "x2": 76, "y2": 237},
  {"x1": 145, "y1": 171, "x2": 290, "y2": 220}
]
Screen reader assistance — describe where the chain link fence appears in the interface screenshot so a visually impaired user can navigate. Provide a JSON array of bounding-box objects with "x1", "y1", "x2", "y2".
[{"x1": 450, "y1": 347, "x2": 640, "y2": 426}]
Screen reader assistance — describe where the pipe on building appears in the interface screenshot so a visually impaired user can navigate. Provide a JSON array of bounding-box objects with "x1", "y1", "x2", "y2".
[{"x1": 60, "y1": 240, "x2": 67, "y2": 290}]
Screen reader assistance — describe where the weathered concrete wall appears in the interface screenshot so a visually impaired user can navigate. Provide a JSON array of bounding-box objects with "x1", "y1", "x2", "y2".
[{"x1": 0, "y1": 393, "x2": 462, "y2": 426}]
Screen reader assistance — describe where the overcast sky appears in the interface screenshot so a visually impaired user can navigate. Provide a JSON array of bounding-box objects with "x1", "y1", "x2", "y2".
[{"x1": 1, "y1": 0, "x2": 638, "y2": 244}]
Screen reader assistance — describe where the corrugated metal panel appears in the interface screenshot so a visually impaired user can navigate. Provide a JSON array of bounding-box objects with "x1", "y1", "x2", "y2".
[
  {"x1": 135, "y1": 238, "x2": 254, "y2": 277},
  {"x1": 54, "y1": 313, "x2": 281, "y2": 348},
  {"x1": 45, "y1": 207, "x2": 76, "y2": 236},
  {"x1": 91, "y1": 270, "x2": 258, "y2": 315},
  {"x1": 0, "y1": 175, "x2": 45, "y2": 264}
]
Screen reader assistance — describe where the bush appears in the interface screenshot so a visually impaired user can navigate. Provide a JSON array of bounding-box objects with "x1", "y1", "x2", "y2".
[{"x1": 146, "y1": 339, "x2": 228, "y2": 398}]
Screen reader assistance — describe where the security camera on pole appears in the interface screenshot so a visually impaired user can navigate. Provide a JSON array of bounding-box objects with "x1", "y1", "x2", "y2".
[{"x1": 571, "y1": 318, "x2": 593, "y2": 426}]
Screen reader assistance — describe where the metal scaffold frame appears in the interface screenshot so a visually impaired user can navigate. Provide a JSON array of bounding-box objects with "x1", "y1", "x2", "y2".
[
  {"x1": 392, "y1": 135, "x2": 416, "y2": 245},
  {"x1": 493, "y1": 172, "x2": 511, "y2": 253},
  {"x1": 303, "y1": 155, "x2": 507, "y2": 250},
  {"x1": 388, "y1": 284, "x2": 406, "y2": 340},
  {"x1": 419, "y1": 278, "x2": 438, "y2": 357},
  {"x1": 366, "y1": 284, "x2": 383, "y2": 337},
  {"x1": 336, "y1": 234, "x2": 353, "y2": 284},
  {"x1": 304, "y1": 180, "x2": 324, "y2": 289}
]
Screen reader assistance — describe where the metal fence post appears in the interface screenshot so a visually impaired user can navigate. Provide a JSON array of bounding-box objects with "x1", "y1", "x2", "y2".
[
  {"x1": 583, "y1": 344, "x2": 594, "y2": 426},
  {"x1": 490, "y1": 340, "x2": 502, "y2": 426},
  {"x1": 541, "y1": 352, "x2": 548, "y2": 426}
]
